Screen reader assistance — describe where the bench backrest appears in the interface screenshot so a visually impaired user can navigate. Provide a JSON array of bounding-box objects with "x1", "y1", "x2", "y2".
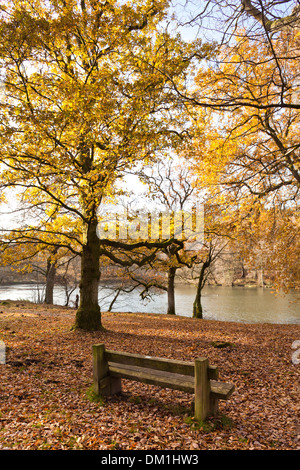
[{"x1": 104, "y1": 348, "x2": 219, "y2": 379}]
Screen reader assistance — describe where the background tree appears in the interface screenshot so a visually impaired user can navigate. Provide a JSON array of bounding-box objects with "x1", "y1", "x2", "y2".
[
  {"x1": 175, "y1": 3, "x2": 300, "y2": 293},
  {"x1": 138, "y1": 159, "x2": 198, "y2": 315},
  {"x1": 234, "y1": 201, "x2": 300, "y2": 292},
  {"x1": 189, "y1": 197, "x2": 233, "y2": 318},
  {"x1": 191, "y1": 240, "x2": 228, "y2": 318},
  {"x1": 171, "y1": 0, "x2": 300, "y2": 195}
]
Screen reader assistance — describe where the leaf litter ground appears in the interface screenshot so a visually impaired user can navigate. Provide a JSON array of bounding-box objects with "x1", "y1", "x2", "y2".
[{"x1": 0, "y1": 300, "x2": 299, "y2": 450}]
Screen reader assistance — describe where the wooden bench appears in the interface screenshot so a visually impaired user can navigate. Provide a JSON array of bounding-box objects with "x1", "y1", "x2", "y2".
[{"x1": 92, "y1": 344, "x2": 234, "y2": 421}]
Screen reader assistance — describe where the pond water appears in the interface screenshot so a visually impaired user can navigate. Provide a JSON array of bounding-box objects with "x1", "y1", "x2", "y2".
[{"x1": 0, "y1": 283, "x2": 299, "y2": 325}]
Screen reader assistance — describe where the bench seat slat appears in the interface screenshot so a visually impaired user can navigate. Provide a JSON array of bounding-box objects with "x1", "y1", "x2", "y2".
[
  {"x1": 106, "y1": 350, "x2": 195, "y2": 376},
  {"x1": 106, "y1": 350, "x2": 219, "y2": 379},
  {"x1": 109, "y1": 362, "x2": 195, "y2": 393},
  {"x1": 210, "y1": 380, "x2": 235, "y2": 399},
  {"x1": 108, "y1": 362, "x2": 234, "y2": 399}
]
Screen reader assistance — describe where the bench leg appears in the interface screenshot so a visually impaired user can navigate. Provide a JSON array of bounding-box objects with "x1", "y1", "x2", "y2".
[
  {"x1": 93, "y1": 344, "x2": 108, "y2": 395},
  {"x1": 209, "y1": 366, "x2": 219, "y2": 416},
  {"x1": 210, "y1": 396, "x2": 219, "y2": 416},
  {"x1": 93, "y1": 344, "x2": 122, "y2": 396},
  {"x1": 194, "y1": 357, "x2": 210, "y2": 421},
  {"x1": 109, "y1": 377, "x2": 122, "y2": 395}
]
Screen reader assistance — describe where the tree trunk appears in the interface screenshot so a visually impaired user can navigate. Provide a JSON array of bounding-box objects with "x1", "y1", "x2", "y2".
[
  {"x1": 193, "y1": 289, "x2": 203, "y2": 319},
  {"x1": 44, "y1": 261, "x2": 56, "y2": 304},
  {"x1": 167, "y1": 266, "x2": 176, "y2": 315},
  {"x1": 74, "y1": 219, "x2": 102, "y2": 330},
  {"x1": 44, "y1": 249, "x2": 58, "y2": 304},
  {"x1": 193, "y1": 262, "x2": 208, "y2": 319}
]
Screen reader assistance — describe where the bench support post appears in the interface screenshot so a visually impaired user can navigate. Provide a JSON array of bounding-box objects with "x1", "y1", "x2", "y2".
[
  {"x1": 93, "y1": 343, "x2": 121, "y2": 396},
  {"x1": 194, "y1": 357, "x2": 210, "y2": 422}
]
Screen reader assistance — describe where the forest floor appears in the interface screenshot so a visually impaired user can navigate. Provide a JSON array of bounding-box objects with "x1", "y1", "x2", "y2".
[{"x1": 0, "y1": 300, "x2": 299, "y2": 451}]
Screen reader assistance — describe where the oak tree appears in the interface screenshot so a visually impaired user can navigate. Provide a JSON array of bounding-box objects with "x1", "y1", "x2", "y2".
[{"x1": 0, "y1": 0, "x2": 213, "y2": 329}]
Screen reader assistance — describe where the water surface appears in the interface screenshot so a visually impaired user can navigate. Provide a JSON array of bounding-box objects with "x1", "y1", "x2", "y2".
[{"x1": 0, "y1": 283, "x2": 298, "y2": 325}]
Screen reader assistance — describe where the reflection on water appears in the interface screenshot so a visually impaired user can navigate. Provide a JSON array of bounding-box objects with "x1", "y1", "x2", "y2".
[{"x1": 0, "y1": 283, "x2": 299, "y2": 325}]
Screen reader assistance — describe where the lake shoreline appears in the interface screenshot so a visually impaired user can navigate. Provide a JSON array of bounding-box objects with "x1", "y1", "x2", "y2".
[{"x1": 0, "y1": 279, "x2": 275, "y2": 287}]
